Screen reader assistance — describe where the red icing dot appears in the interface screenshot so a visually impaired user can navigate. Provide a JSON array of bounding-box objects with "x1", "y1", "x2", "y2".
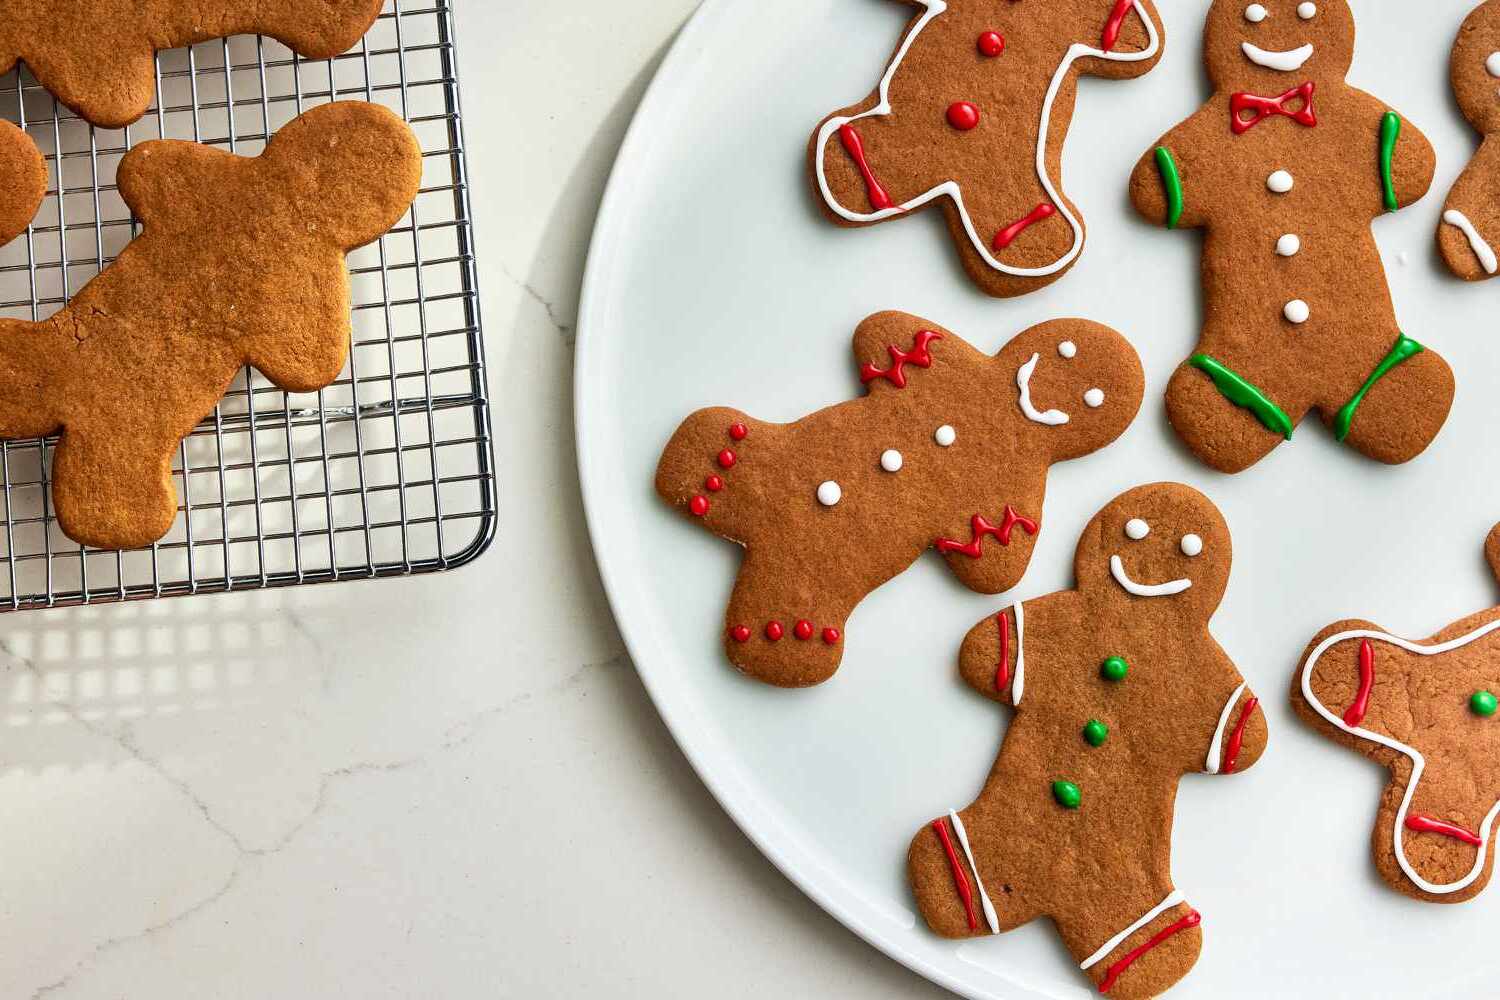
[
  {"x1": 689, "y1": 496, "x2": 710, "y2": 517},
  {"x1": 717, "y1": 449, "x2": 737, "y2": 469},
  {"x1": 730, "y1": 625, "x2": 751, "y2": 643},
  {"x1": 765, "y1": 621, "x2": 785, "y2": 641},
  {"x1": 729, "y1": 423, "x2": 748, "y2": 441},
  {"x1": 978, "y1": 31, "x2": 1005, "y2": 57},
  {"x1": 794, "y1": 620, "x2": 814, "y2": 641},
  {"x1": 946, "y1": 101, "x2": 980, "y2": 131},
  {"x1": 705, "y1": 475, "x2": 724, "y2": 493},
  {"x1": 822, "y1": 628, "x2": 841, "y2": 645}
]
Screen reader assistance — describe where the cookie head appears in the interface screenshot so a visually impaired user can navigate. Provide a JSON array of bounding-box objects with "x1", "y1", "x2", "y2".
[
  {"x1": 1074, "y1": 484, "x2": 1231, "y2": 621},
  {"x1": 1451, "y1": 1, "x2": 1500, "y2": 133},
  {"x1": 1204, "y1": 0, "x2": 1355, "y2": 90}
]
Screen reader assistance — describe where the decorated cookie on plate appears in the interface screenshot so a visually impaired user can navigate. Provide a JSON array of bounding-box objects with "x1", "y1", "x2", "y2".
[
  {"x1": 0, "y1": 121, "x2": 45, "y2": 247},
  {"x1": 909, "y1": 484, "x2": 1265, "y2": 998},
  {"x1": 1439, "y1": 1, "x2": 1500, "y2": 281},
  {"x1": 656, "y1": 311, "x2": 1144, "y2": 688},
  {"x1": 1293, "y1": 522, "x2": 1500, "y2": 904},
  {"x1": 1129, "y1": 0, "x2": 1453, "y2": 473},
  {"x1": 810, "y1": 1, "x2": 1165, "y2": 298}
]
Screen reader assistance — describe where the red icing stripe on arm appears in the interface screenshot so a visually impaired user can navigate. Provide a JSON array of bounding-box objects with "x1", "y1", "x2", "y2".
[
  {"x1": 1406, "y1": 814, "x2": 1483, "y2": 848},
  {"x1": 1097, "y1": 910, "x2": 1201, "y2": 994},
  {"x1": 1222, "y1": 698, "x2": 1259, "y2": 774},
  {"x1": 995, "y1": 611, "x2": 1011, "y2": 692},
  {"x1": 1343, "y1": 639, "x2": 1375, "y2": 727},
  {"x1": 932, "y1": 819, "x2": 979, "y2": 931},
  {"x1": 1101, "y1": 0, "x2": 1137, "y2": 51},
  {"x1": 860, "y1": 331, "x2": 941, "y2": 389},
  {"x1": 838, "y1": 124, "x2": 895, "y2": 212},
  {"x1": 937, "y1": 507, "x2": 1040, "y2": 559}
]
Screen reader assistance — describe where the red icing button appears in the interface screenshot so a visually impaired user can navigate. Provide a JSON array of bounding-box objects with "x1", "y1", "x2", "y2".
[
  {"x1": 822, "y1": 628, "x2": 841, "y2": 645},
  {"x1": 978, "y1": 32, "x2": 1005, "y2": 57},
  {"x1": 689, "y1": 496, "x2": 710, "y2": 517},
  {"x1": 946, "y1": 101, "x2": 980, "y2": 131},
  {"x1": 730, "y1": 625, "x2": 751, "y2": 643},
  {"x1": 717, "y1": 449, "x2": 737, "y2": 469},
  {"x1": 794, "y1": 620, "x2": 814, "y2": 641},
  {"x1": 705, "y1": 475, "x2": 724, "y2": 493},
  {"x1": 729, "y1": 423, "x2": 748, "y2": 441},
  {"x1": 765, "y1": 621, "x2": 785, "y2": 641}
]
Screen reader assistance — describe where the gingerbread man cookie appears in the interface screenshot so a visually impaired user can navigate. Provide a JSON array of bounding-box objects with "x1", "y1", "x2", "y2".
[
  {"x1": 1439, "y1": 1, "x2": 1500, "y2": 281},
  {"x1": 656, "y1": 312, "x2": 1144, "y2": 688},
  {"x1": 0, "y1": 0, "x2": 384, "y2": 128},
  {"x1": 908, "y1": 484, "x2": 1266, "y2": 999},
  {"x1": 811, "y1": 1, "x2": 1164, "y2": 298},
  {"x1": 1129, "y1": 0, "x2": 1453, "y2": 473},
  {"x1": 1294, "y1": 523, "x2": 1500, "y2": 904},
  {"x1": 0, "y1": 101, "x2": 422, "y2": 550},
  {"x1": 0, "y1": 121, "x2": 45, "y2": 247}
]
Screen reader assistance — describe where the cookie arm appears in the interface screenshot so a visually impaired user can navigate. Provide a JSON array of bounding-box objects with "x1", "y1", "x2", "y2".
[
  {"x1": 1203, "y1": 679, "x2": 1266, "y2": 776},
  {"x1": 958, "y1": 604, "x2": 1023, "y2": 706},
  {"x1": 1377, "y1": 108, "x2": 1435, "y2": 213},
  {"x1": 1129, "y1": 120, "x2": 1211, "y2": 231}
]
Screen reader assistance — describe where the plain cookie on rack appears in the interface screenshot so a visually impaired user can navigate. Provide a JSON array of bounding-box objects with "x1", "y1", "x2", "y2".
[{"x1": 0, "y1": 121, "x2": 45, "y2": 247}]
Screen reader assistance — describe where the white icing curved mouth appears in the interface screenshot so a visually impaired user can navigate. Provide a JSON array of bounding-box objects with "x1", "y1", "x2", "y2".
[
  {"x1": 1242, "y1": 41, "x2": 1314, "y2": 72},
  {"x1": 1110, "y1": 555, "x2": 1192, "y2": 598},
  {"x1": 1017, "y1": 354, "x2": 1070, "y2": 427}
]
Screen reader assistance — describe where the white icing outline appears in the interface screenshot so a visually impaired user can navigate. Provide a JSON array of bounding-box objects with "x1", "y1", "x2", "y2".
[
  {"x1": 813, "y1": 1, "x2": 1162, "y2": 279},
  {"x1": 1079, "y1": 889, "x2": 1186, "y2": 970},
  {"x1": 1241, "y1": 41, "x2": 1314, "y2": 72},
  {"x1": 1013, "y1": 601, "x2": 1027, "y2": 706},
  {"x1": 1017, "y1": 354, "x2": 1070, "y2": 426},
  {"x1": 1205, "y1": 683, "x2": 1248, "y2": 774},
  {"x1": 1444, "y1": 209, "x2": 1498, "y2": 275},
  {"x1": 948, "y1": 810, "x2": 1000, "y2": 934},
  {"x1": 1109, "y1": 555, "x2": 1192, "y2": 598},
  {"x1": 1300, "y1": 621, "x2": 1500, "y2": 896}
]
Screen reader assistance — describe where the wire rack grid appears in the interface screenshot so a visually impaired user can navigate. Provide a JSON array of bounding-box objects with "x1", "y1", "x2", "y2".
[{"x1": 0, "y1": 1, "x2": 496, "y2": 612}]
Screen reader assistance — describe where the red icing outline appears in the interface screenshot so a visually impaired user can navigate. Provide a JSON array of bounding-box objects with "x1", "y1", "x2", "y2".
[
  {"x1": 1100, "y1": 0, "x2": 1137, "y2": 52},
  {"x1": 860, "y1": 330, "x2": 942, "y2": 389},
  {"x1": 1097, "y1": 910, "x2": 1202, "y2": 994},
  {"x1": 1406, "y1": 814, "x2": 1483, "y2": 848},
  {"x1": 931, "y1": 818, "x2": 979, "y2": 932},
  {"x1": 1230, "y1": 82, "x2": 1317, "y2": 135},
  {"x1": 837, "y1": 124, "x2": 896, "y2": 212},
  {"x1": 995, "y1": 610, "x2": 1012, "y2": 692},
  {"x1": 1343, "y1": 639, "x2": 1375, "y2": 727},
  {"x1": 993, "y1": 203, "x2": 1057, "y2": 251},
  {"x1": 1222, "y1": 698, "x2": 1259, "y2": 775},
  {"x1": 936, "y1": 507, "x2": 1040, "y2": 559}
]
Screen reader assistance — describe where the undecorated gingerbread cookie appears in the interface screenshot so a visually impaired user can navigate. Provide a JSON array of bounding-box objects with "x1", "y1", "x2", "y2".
[
  {"x1": 0, "y1": 121, "x2": 44, "y2": 247},
  {"x1": 0, "y1": 101, "x2": 422, "y2": 550},
  {"x1": 811, "y1": 0, "x2": 1164, "y2": 298},
  {"x1": 909, "y1": 484, "x2": 1266, "y2": 999},
  {"x1": 1440, "y1": 1, "x2": 1500, "y2": 281},
  {"x1": 656, "y1": 312, "x2": 1145, "y2": 687},
  {"x1": 1294, "y1": 522, "x2": 1500, "y2": 904},
  {"x1": 1129, "y1": 0, "x2": 1453, "y2": 473},
  {"x1": 0, "y1": 0, "x2": 384, "y2": 128}
]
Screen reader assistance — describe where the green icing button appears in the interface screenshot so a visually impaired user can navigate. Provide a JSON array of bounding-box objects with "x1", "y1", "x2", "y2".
[
  {"x1": 1472, "y1": 691, "x2": 1498, "y2": 717},
  {"x1": 1083, "y1": 720, "x2": 1110, "y2": 747},
  {"x1": 1102, "y1": 656, "x2": 1130, "y2": 682},
  {"x1": 1053, "y1": 780, "x2": 1082, "y2": 810}
]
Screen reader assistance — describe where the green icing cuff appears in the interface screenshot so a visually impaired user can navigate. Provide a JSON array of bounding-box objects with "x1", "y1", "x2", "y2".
[
  {"x1": 1333, "y1": 334, "x2": 1424, "y2": 442},
  {"x1": 1154, "y1": 147, "x2": 1183, "y2": 230},
  {"x1": 1380, "y1": 112, "x2": 1401, "y2": 213},
  {"x1": 1188, "y1": 355, "x2": 1294, "y2": 441}
]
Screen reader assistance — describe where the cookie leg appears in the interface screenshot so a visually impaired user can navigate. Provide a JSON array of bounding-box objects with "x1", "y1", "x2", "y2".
[
  {"x1": 908, "y1": 809, "x2": 1033, "y2": 940},
  {"x1": 722, "y1": 549, "x2": 851, "y2": 688},
  {"x1": 951, "y1": 195, "x2": 1079, "y2": 299},
  {"x1": 1165, "y1": 360, "x2": 1290, "y2": 473},
  {"x1": 1329, "y1": 336, "x2": 1454, "y2": 466},
  {"x1": 51, "y1": 430, "x2": 178, "y2": 550},
  {"x1": 1067, "y1": 894, "x2": 1202, "y2": 999}
]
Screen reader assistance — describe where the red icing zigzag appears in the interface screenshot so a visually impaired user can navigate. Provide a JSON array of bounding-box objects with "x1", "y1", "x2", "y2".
[
  {"x1": 860, "y1": 330, "x2": 942, "y2": 389},
  {"x1": 936, "y1": 506, "x2": 1039, "y2": 559}
]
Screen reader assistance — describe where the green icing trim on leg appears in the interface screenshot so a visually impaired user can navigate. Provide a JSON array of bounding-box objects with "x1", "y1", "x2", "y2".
[
  {"x1": 1380, "y1": 112, "x2": 1400, "y2": 213},
  {"x1": 1188, "y1": 355, "x2": 1294, "y2": 441},
  {"x1": 1333, "y1": 334, "x2": 1425, "y2": 443},
  {"x1": 1154, "y1": 147, "x2": 1183, "y2": 230}
]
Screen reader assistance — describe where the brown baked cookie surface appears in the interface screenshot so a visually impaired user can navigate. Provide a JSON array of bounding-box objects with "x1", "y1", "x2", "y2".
[
  {"x1": 810, "y1": 0, "x2": 1164, "y2": 298},
  {"x1": 0, "y1": 0, "x2": 384, "y2": 128},
  {"x1": 0, "y1": 101, "x2": 422, "y2": 550},
  {"x1": 0, "y1": 121, "x2": 45, "y2": 246},
  {"x1": 910, "y1": 484, "x2": 1265, "y2": 999},
  {"x1": 1129, "y1": 0, "x2": 1451, "y2": 473},
  {"x1": 1293, "y1": 523, "x2": 1500, "y2": 904},
  {"x1": 1440, "y1": 1, "x2": 1500, "y2": 281},
  {"x1": 656, "y1": 312, "x2": 1144, "y2": 688}
]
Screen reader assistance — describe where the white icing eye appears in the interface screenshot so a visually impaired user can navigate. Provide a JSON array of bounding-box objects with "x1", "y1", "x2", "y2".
[
  {"x1": 1297, "y1": 2, "x2": 1316, "y2": 19},
  {"x1": 1181, "y1": 534, "x2": 1204, "y2": 557},
  {"x1": 1084, "y1": 388, "x2": 1105, "y2": 408},
  {"x1": 1058, "y1": 341, "x2": 1078, "y2": 359},
  {"x1": 1487, "y1": 51, "x2": 1500, "y2": 78},
  {"x1": 880, "y1": 449, "x2": 903, "y2": 473},
  {"x1": 817, "y1": 481, "x2": 842, "y2": 507},
  {"x1": 1245, "y1": 3, "x2": 1268, "y2": 22},
  {"x1": 1267, "y1": 170, "x2": 1294, "y2": 193},
  {"x1": 1283, "y1": 299, "x2": 1310, "y2": 324},
  {"x1": 1125, "y1": 518, "x2": 1150, "y2": 541},
  {"x1": 934, "y1": 425, "x2": 956, "y2": 447},
  {"x1": 1276, "y1": 233, "x2": 1301, "y2": 256}
]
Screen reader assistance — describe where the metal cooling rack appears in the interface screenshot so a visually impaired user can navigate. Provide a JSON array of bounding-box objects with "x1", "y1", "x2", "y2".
[{"x1": 0, "y1": 0, "x2": 496, "y2": 611}]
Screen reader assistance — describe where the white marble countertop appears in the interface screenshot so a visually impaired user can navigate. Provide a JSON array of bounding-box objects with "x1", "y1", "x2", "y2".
[{"x1": 0, "y1": 4, "x2": 946, "y2": 997}]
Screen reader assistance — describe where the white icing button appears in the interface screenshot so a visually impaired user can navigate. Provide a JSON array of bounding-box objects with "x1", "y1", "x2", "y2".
[
  {"x1": 934, "y1": 425, "x2": 956, "y2": 447},
  {"x1": 1276, "y1": 233, "x2": 1301, "y2": 256},
  {"x1": 1181, "y1": 534, "x2": 1204, "y2": 558},
  {"x1": 1267, "y1": 170, "x2": 1294, "y2": 193},
  {"x1": 1084, "y1": 388, "x2": 1105, "y2": 408},
  {"x1": 1125, "y1": 518, "x2": 1150, "y2": 541},
  {"x1": 1245, "y1": 3, "x2": 1268, "y2": 23},
  {"x1": 880, "y1": 449, "x2": 903, "y2": 473},
  {"x1": 1488, "y1": 51, "x2": 1500, "y2": 78},
  {"x1": 1058, "y1": 341, "x2": 1078, "y2": 359},
  {"x1": 1284, "y1": 299, "x2": 1310, "y2": 324},
  {"x1": 1297, "y1": 2, "x2": 1317, "y2": 19},
  {"x1": 817, "y1": 481, "x2": 842, "y2": 507}
]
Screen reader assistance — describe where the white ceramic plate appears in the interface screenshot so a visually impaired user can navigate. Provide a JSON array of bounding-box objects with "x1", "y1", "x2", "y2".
[{"x1": 576, "y1": 2, "x2": 1500, "y2": 996}]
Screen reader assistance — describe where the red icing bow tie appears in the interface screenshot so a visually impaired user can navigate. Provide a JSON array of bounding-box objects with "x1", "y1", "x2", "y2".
[{"x1": 1230, "y1": 82, "x2": 1317, "y2": 135}]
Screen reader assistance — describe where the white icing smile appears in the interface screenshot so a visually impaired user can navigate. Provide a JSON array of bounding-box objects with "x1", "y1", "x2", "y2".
[
  {"x1": 1242, "y1": 41, "x2": 1314, "y2": 72},
  {"x1": 1109, "y1": 555, "x2": 1192, "y2": 598},
  {"x1": 1017, "y1": 354, "x2": 1070, "y2": 426}
]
